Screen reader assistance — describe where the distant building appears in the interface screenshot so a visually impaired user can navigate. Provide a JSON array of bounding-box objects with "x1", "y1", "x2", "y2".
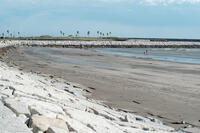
[
  {"x1": 68, "y1": 35, "x2": 73, "y2": 37},
  {"x1": 40, "y1": 35, "x2": 52, "y2": 38},
  {"x1": 127, "y1": 39, "x2": 150, "y2": 42}
]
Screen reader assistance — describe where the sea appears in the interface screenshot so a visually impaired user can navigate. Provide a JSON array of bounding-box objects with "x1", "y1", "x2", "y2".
[{"x1": 95, "y1": 48, "x2": 200, "y2": 65}]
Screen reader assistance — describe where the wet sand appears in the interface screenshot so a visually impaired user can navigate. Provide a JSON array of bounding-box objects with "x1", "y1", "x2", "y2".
[{"x1": 4, "y1": 46, "x2": 200, "y2": 130}]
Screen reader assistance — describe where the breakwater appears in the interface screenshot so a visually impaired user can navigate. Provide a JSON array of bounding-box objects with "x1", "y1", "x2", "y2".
[{"x1": 1, "y1": 40, "x2": 200, "y2": 48}]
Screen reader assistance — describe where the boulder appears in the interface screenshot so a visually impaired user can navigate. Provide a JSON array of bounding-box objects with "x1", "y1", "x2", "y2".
[
  {"x1": 0, "y1": 88, "x2": 13, "y2": 97},
  {"x1": 3, "y1": 98, "x2": 30, "y2": 116},
  {"x1": 29, "y1": 106, "x2": 58, "y2": 118},
  {"x1": 46, "y1": 126, "x2": 69, "y2": 133},
  {"x1": 0, "y1": 101, "x2": 32, "y2": 133},
  {"x1": 29, "y1": 114, "x2": 69, "y2": 132},
  {"x1": 0, "y1": 101, "x2": 16, "y2": 119}
]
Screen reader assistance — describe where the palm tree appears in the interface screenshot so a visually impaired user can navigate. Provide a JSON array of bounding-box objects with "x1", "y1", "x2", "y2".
[
  {"x1": 2, "y1": 33, "x2": 4, "y2": 38},
  {"x1": 97, "y1": 31, "x2": 99, "y2": 37},
  {"x1": 109, "y1": 32, "x2": 112, "y2": 37},
  {"x1": 77, "y1": 31, "x2": 79, "y2": 37},
  {"x1": 7, "y1": 30, "x2": 9, "y2": 38},
  {"x1": 100, "y1": 32, "x2": 102, "y2": 38},
  {"x1": 107, "y1": 33, "x2": 109, "y2": 37},
  {"x1": 87, "y1": 31, "x2": 90, "y2": 37},
  {"x1": 18, "y1": 32, "x2": 20, "y2": 38},
  {"x1": 60, "y1": 30, "x2": 63, "y2": 37}
]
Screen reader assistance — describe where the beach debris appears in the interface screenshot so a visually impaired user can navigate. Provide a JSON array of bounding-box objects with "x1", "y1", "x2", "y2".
[
  {"x1": 83, "y1": 89, "x2": 91, "y2": 93},
  {"x1": 87, "y1": 124, "x2": 96, "y2": 132},
  {"x1": 85, "y1": 107, "x2": 99, "y2": 115},
  {"x1": 0, "y1": 78, "x2": 9, "y2": 82},
  {"x1": 49, "y1": 75, "x2": 54, "y2": 79},
  {"x1": 132, "y1": 100, "x2": 141, "y2": 104},
  {"x1": 88, "y1": 86, "x2": 96, "y2": 90},
  {"x1": 136, "y1": 117, "x2": 144, "y2": 122},
  {"x1": 64, "y1": 89, "x2": 75, "y2": 95},
  {"x1": 171, "y1": 121, "x2": 186, "y2": 125},
  {"x1": 142, "y1": 127, "x2": 150, "y2": 131},
  {"x1": 119, "y1": 115, "x2": 129, "y2": 122},
  {"x1": 8, "y1": 86, "x2": 16, "y2": 95}
]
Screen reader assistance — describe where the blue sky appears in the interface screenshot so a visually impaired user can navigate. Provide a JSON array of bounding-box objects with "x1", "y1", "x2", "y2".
[{"x1": 0, "y1": 0, "x2": 200, "y2": 38}]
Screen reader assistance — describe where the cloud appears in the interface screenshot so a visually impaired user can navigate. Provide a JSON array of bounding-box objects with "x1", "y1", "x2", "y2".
[
  {"x1": 1, "y1": 0, "x2": 200, "y2": 7},
  {"x1": 97, "y1": 0, "x2": 200, "y2": 6},
  {"x1": 101, "y1": 0, "x2": 200, "y2": 5},
  {"x1": 140, "y1": 0, "x2": 200, "y2": 5}
]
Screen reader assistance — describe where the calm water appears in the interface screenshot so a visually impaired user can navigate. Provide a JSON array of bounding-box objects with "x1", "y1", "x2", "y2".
[{"x1": 95, "y1": 48, "x2": 200, "y2": 64}]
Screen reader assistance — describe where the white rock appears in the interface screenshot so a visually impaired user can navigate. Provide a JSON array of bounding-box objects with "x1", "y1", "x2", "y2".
[
  {"x1": 28, "y1": 105, "x2": 62, "y2": 118},
  {"x1": 0, "y1": 101, "x2": 32, "y2": 133},
  {"x1": 3, "y1": 98, "x2": 30, "y2": 116},
  {"x1": 46, "y1": 126, "x2": 69, "y2": 133},
  {"x1": 18, "y1": 114, "x2": 29, "y2": 124},
  {"x1": 0, "y1": 101, "x2": 16, "y2": 119},
  {"x1": 56, "y1": 114, "x2": 94, "y2": 133},
  {"x1": 0, "y1": 88, "x2": 13, "y2": 97},
  {"x1": 29, "y1": 114, "x2": 69, "y2": 132}
]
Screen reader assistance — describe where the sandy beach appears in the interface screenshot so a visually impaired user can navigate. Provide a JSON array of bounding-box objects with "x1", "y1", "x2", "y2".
[
  {"x1": 2, "y1": 0, "x2": 200, "y2": 132},
  {"x1": 3, "y1": 46, "x2": 200, "y2": 132},
  {"x1": 0, "y1": 41, "x2": 187, "y2": 133}
]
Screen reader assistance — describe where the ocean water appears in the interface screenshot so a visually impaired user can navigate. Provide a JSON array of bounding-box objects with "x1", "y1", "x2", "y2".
[{"x1": 95, "y1": 48, "x2": 200, "y2": 65}]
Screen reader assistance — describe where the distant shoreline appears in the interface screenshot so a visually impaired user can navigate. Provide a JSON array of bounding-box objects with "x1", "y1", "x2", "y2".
[
  {"x1": 1, "y1": 37, "x2": 200, "y2": 42},
  {"x1": 31, "y1": 44, "x2": 200, "y2": 48}
]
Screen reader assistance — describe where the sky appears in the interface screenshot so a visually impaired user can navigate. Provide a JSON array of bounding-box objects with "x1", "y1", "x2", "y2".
[{"x1": 0, "y1": 0, "x2": 200, "y2": 38}]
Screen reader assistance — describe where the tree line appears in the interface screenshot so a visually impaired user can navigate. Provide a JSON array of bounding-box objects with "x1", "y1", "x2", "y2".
[
  {"x1": 60, "y1": 30, "x2": 112, "y2": 38},
  {"x1": 1, "y1": 30, "x2": 112, "y2": 39}
]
